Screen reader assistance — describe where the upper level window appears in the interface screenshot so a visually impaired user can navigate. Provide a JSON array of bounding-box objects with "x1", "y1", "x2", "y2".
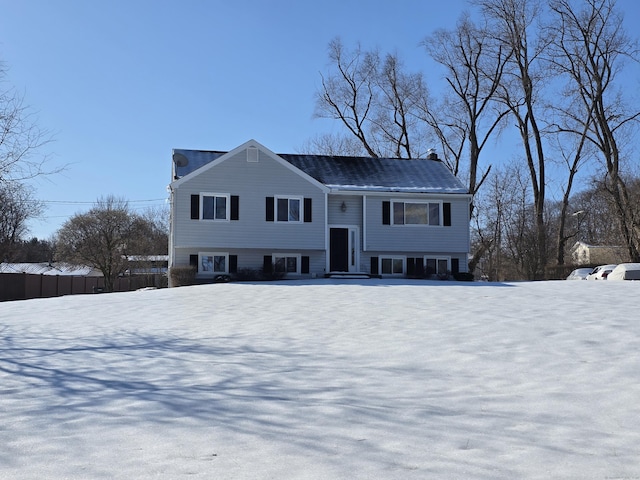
[
  {"x1": 266, "y1": 196, "x2": 312, "y2": 223},
  {"x1": 201, "y1": 193, "x2": 229, "y2": 221},
  {"x1": 392, "y1": 201, "x2": 441, "y2": 226},
  {"x1": 277, "y1": 197, "x2": 301, "y2": 222}
]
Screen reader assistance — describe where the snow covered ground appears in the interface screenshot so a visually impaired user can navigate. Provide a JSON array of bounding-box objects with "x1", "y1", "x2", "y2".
[{"x1": 1, "y1": 278, "x2": 639, "y2": 479}]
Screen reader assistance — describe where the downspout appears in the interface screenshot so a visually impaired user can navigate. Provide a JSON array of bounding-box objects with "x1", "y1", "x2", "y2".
[
  {"x1": 362, "y1": 195, "x2": 367, "y2": 252},
  {"x1": 324, "y1": 191, "x2": 329, "y2": 275}
]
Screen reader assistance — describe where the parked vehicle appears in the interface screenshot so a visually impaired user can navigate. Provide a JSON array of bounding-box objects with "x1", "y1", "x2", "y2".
[
  {"x1": 566, "y1": 268, "x2": 592, "y2": 280},
  {"x1": 586, "y1": 264, "x2": 617, "y2": 280},
  {"x1": 607, "y1": 263, "x2": 640, "y2": 281}
]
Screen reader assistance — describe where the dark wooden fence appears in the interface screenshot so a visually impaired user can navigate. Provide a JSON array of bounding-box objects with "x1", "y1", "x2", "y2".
[{"x1": 0, "y1": 273, "x2": 166, "y2": 302}]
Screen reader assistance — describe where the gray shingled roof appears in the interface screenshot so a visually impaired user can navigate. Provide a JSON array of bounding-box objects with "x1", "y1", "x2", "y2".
[{"x1": 173, "y1": 149, "x2": 468, "y2": 194}]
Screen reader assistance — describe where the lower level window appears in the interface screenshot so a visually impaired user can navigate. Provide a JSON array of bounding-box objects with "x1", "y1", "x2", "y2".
[
  {"x1": 381, "y1": 256, "x2": 404, "y2": 275},
  {"x1": 425, "y1": 257, "x2": 449, "y2": 275},
  {"x1": 273, "y1": 254, "x2": 301, "y2": 274},
  {"x1": 199, "y1": 252, "x2": 228, "y2": 274}
]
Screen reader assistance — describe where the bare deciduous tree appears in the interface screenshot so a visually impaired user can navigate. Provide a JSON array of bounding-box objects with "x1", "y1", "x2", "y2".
[
  {"x1": 55, "y1": 196, "x2": 165, "y2": 292},
  {"x1": 475, "y1": 0, "x2": 552, "y2": 279},
  {"x1": 422, "y1": 13, "x2": 511, "y2": 203},
  {"x1": 314, "y1": 38, "x2": 432, "y2": 159},
  {"x1": 0, "y1": 182, "x2": 43, "y2": 261},
  {"x1": 1, "y1": 62, "x2": 55, "y2": 183},
  {"x1": 547, "y1": 0, "x2": 640, "y2": 261},
  {"x1": 298, "y1": 132, "x2": 368, "y2": 157},
  {"x1": 423, "y1": 13, "x2": 513, "y2": 274}
]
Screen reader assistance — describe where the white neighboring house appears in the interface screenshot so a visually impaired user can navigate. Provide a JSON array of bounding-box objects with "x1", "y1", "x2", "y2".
[
  {"x1": 570, "y1": 241, "x2": 626, "y2": 266},
  {"x1": 168, "y1": 139, "x2": 472, "y2": 284},
  {"x1": 125, "y1": 255, "x2": 169, "y2": 275}
]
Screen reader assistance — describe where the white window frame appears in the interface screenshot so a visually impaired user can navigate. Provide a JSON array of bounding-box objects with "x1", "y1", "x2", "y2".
[
  {"x1": 275, "y1": 196, "x2": 303, "y2": 223},
  {"x1": 379, "y1": 256, "x2": 406, "y2": 276},
  {"x1": 424, "y1": 256, "x2": 450, "y2": 276},
  {"x1": 272, "y1": 253, "x2": 302, "y2": 275},
  {"x1": 391, "y1": 200, "x2": 442, "y2": 226},
  {"x1": 200, "y1": 193, "x2": 230, "y2": 221},
  {"x1": 198, "y1": 252, "x2": 229, "y2": 275}
]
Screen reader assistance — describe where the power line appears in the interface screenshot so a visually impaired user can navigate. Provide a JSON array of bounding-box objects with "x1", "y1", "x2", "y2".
[{"x1": 40, "y1": 198, "x2": 167, "y2": 205}]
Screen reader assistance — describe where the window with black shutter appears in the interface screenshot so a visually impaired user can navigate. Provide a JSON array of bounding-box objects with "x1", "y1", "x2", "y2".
[
  {"x1": 229, "y1": 255, "x2": 238, "y2": 273},
  {"x1": 301, "y1": 256, "x2": 310, "y2": 274}
]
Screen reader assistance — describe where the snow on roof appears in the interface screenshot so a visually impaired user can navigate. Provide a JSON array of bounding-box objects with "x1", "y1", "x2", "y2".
[
  {"x1": 126, "y1": 255, "x2": 169, "y2": 262},
  {"x1": 172, "y1": 148, "x2": 469, "y2": 194},
  {"x1": 0, "y1": 263, "x2": 101, "y2": 276}
]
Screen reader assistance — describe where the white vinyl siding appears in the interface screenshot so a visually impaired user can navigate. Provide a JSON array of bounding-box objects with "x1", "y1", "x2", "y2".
[
  {"x1": 173, "y1": 148, "x2": 325, "y2": 251},
  {"x1": 365, "y1": 196, "x2": 470, "y2": 253}
]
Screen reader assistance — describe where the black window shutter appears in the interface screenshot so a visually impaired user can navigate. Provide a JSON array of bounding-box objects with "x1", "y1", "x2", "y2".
[
  {"x1": 370, "y1": 256, "x2": 379, "y2": 275},
  {"x1": 382, "y1": 201, "x2": 390, "y2": 225},
  {"x1": 230, "y1": 196, "x2": 239, "y2": 220},
  {"x1": 407, "y1": 258, "x2": 416, "y2": 276},
  {"x1": 229, "y1": 255, "x2": 238, "y2": 273},
  {"x1": 301, "y1": 256, "x2": 310, "y2": 274},
  {"x1": 416, "y1": 258, "x2": 424, "y2": 277},
  {"x1": 191, "y1": 195, "x2": 199, "y2": 220},
  {"x1": 189, "y1": 254, "x2": 198, "y2": 267},
  {"x1": 263, "y1": 255, "x2": 273, "y2": 273},
  {"x1": 443, "y1": 202, "x2": 451, "y2": 226},
  {"x1": 304, "y1": 198, "x2": 312, "y2": 223},
  {"x1": 266, "y1": 197, "x2": 274, "y2": 222},
  {"x1": 451, "y1": 258, "x2": 459, "y2": 274}
]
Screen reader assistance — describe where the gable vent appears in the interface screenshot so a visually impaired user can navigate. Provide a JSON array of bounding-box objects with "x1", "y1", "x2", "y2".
[{"x1": 247, "y1": 147, "x2": 259, "y2": 162}]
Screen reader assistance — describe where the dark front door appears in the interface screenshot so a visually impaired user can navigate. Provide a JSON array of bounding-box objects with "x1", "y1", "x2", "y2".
[{"x1": 330, "y1": 228, "x2": 349, "y2": 272}]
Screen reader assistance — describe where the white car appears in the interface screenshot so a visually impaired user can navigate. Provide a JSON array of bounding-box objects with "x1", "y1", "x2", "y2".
[
  {"x1": 607, "y1": 263, "x2": 640, "y2": 281},
  {"x1": 566, "y1": 268, "x2": 592, "y2": 280},
  {"x1": 585, "y1": 264, "x2": 617, "y2": 280}
]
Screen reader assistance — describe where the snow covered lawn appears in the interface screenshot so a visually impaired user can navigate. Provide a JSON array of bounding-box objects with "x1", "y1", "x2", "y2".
[{"x1": 1, "y1": 279, "x2": 639, "y2": 479}]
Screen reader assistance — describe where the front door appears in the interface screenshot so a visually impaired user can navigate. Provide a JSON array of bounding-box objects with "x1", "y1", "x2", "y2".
[{"x1": 329, "y1": 227, "x2": 358, "y2": 272}]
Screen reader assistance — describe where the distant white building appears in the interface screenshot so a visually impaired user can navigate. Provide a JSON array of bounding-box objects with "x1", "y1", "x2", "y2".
[
  {"x1": 570, "y1": 241, "x2": 626, "y2": 265},
  {"x1": 125, "y1": 255, "x2": 169, "y2": 275}
]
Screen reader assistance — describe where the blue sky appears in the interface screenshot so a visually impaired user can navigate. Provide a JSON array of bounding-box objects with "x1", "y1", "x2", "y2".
[{"x1": 1, "y1": 0, "x2": 638, "y2": 239}]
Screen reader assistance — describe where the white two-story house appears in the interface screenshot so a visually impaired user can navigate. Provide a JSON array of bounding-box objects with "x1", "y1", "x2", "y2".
[{"x1": 168, "y1": 139, "x2": 471, "y2": 284}]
